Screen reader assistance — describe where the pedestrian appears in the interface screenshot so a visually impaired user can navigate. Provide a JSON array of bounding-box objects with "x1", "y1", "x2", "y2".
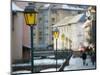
[
  {"x1": 91, "y1": 52, "x2": 96, "y2": 66},
  {"x1": 81, "y1": 52, "x2": 87, "y2": 66}
]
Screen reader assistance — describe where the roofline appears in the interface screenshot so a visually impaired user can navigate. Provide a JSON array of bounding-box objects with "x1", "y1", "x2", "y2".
[{"x1": 12, "y1": 0, "x2": 96, "y2": 6}]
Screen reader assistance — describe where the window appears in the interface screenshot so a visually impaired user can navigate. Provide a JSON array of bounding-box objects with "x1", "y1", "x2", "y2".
[
  {"x1": 39, "y1": 36, "x2": 42, "y2": 40},
  {"x1": 78, "y1": 11, "x2": 82, "y2": 14},
  {"x1": 52, "y1": 17, "x2": 55, "y2": 22},
  {"x1": 52, "y1": 10, "x2": 57, "y2": 14},
  {"x1": 39, "y1": 17, "x2": 42, "y2": 21},
  {"x1": 52, "y1": 36, "x2": 54, "y2": 40},
  {"x1": 39, "y1": 31, "x2": 42, "y2": 35},
  {"x1": 12, "y1": 11, "x2": 17, "y2": 32},
  {"x1": 12, "y1": 15, "x2": 14, "y2": 32},
  {"x1": 39, "y1": 36, "x2": 43, "y2": 44}
]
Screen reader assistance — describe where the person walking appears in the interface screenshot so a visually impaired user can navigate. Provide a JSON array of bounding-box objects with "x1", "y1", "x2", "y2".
[
  {"x1": 81, "y1": 52, "x2": 87, "y2": 66},
  {"x1": 91, "y1": 52, "x2": 96, "y2": 66}
]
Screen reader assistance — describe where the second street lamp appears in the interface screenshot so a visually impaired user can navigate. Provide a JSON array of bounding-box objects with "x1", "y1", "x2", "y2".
[
  {"x1": 24, "y1": 3, "x2": 37, "y2": 73},
  {"x1": 53, "y1": 28, "x2": 59, "y2": 71},
  {"x1": 61, "y1": 33, "x2": 65, "y2": 50}
]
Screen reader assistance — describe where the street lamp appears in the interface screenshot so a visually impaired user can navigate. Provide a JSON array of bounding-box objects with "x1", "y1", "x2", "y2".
[
  {"x1": 61, "y1": 33, "x2": 65, "y2": 50},
  {"x1": 24, "y1": 3, "x2": 37, "y2": 73},
  {"x1": 53, "y1": 28, "x2": 59, "y2": 71}
]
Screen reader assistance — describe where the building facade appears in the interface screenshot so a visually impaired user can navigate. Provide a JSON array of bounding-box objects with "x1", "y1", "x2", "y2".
[
  {"x1": 53, "y1": 13, "x2": 86, "y2": 51},
  {"x1": 11, "y1": 2, "x2": 24, "y2": 62}
]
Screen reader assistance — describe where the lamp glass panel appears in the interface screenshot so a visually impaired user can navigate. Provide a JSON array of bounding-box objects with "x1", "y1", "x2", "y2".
[
  {"x1": 24, "y1": 14, "x2": 29, "y2": 25},
  {"x1": 34, "y1": 13, "x2": 37, "y2": 24},
  {"x1": 53, "y1": 32, "x2": 59, "y2": 39},
  {"x1": 61, "y1": 34, "x2": 65, "y2": 41},
  {"x1": 27, "y1": 13, "x2": 35, "y2": 25}
]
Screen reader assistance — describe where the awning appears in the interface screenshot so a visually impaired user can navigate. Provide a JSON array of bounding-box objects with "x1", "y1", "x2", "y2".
[{"x1": 12, "y1": 2, "x2": 24, "y2": 12}]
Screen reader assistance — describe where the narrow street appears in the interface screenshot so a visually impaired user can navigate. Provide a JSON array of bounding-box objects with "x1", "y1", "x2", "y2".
[
  {"x1": 12, "y1": 54, "x2": 96, "y2": 74},
  {"x1": 64, "y1": 55, "x2": 96, "y2": 70}
]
